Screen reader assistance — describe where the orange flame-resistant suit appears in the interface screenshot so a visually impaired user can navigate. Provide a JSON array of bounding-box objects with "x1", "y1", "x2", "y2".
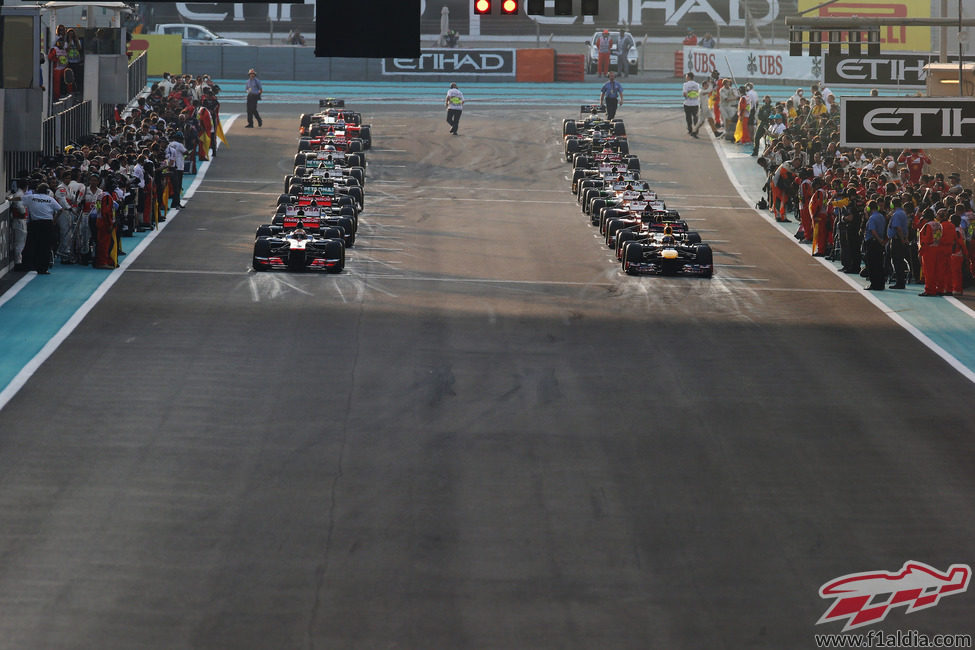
[
  {"x1": 939, "y1": 220, "x2": 959, "y2": 294},
  {"x1": 949, "y1": 229, "x2": 968, "y2": 295},
  {"x1": 771, "y1": 162, "x2": 794, "y2": 223},
  {"x1": 798, "y1": 178, "x2": 814, "y2": 242},
  {"x1": 808, "y1": 187, "x2": 830, "y2": 255},
  {"x1": 94, "y1": 192, "x2": 116, "y2": 269},
  {"x1": 918, "y1": 219, "x2": 943, "y2": 294}
]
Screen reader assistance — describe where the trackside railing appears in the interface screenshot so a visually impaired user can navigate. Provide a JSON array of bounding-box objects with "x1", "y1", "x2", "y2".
[{"x1": 41, "y1": 100, "x2": 92, "y2": 156}]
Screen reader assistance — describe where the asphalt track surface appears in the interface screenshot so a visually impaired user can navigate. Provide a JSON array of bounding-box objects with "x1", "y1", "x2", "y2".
[{"x1": 1, "y1": 103, "x2": 973, "y2": 649}]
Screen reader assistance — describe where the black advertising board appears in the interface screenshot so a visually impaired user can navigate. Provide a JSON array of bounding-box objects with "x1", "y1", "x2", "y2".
[
  {"x1": 137, "y1": 0, "x2": 794, "y2": 39},
  {"x1": 382, "y1": 49, "x2": 515, "y2": 75},
  {"x1": 824, "y1": 53, "x2": 975, "y2": 88},
  {"x1": 840, "y1": 97, "x2": 975, "y2": 148}
]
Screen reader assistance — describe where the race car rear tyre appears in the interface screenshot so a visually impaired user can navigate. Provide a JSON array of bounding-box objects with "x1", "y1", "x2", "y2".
[
  {"x1": 284, "y1": 175, "x2": 293, "y2": 192},
  {"x1": 612, "y1": 120, "x2": 626, "y2": 136},
  {"x1": 573, "y1": 155, "x2": 592, "y2": 170},
  {"x1": 294, "y1": 153, "x2": 306, "y2": 166},
  {"x1": 299, "y1": 113, "x2": 311, "y2": 129},
  {"x1": 616, "y1": 230, "x2": 637, "y2": 258},
  {"x1": 347, "y1": 153, "x2": 364, "y2": 168},
  {"x1": 256, "y1": 225, "x2": 274, "y2": 238},
  {"x1": 348, "y1": 139, "x2": 363, "y2": 153},
  {"x1": 686, "y1": 231, "x2": 702, "y2": 245},
  {"x1": 289, "y1": 184, "x2": 302, "y2": 196},
  {"x1": 619, "y1": 141, "x2": 630, "y2": 155},
  {"x1": 298, "y1": 139, "x2": 312, "y2": 151},
  {"x1": 277, "y1": 194, "x2": 291, "y2": 206},
  {"x1": 359, "y1": 126, "x2": 372, "y2": 148},
  {"x1": 589, "y1": 198, "x2": 607, "y2": 218},
  {"x1": 605, "y1": 219, "x2": 626, "y2": 247},
  {"x1": 349, "y1": 167, "x2": 365, "y2": 185},
  {"x1": 348, "y1": 187, "x2": 364, "y2": 208},
  {"x1": 294, "y1": 166, "x2": 308, "y2": 178},
  {"x1": 563, "y1": 120, "x2": 578, "y2": 136},
  {"x1": 625, "y1": 156, "x2": 640, "y2": 172}
]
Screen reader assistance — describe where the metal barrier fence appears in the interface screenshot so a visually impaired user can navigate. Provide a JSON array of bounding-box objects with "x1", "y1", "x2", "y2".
[
  {"x1": 128, "y1": 51, "x2": 147, "y2": 103},
  {"x1": 41, "y1": 100, "x2": 92, "y2": 157}
]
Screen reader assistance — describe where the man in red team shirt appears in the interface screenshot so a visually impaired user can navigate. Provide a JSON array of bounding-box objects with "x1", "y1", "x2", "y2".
[{"x1": 897, "y1": 149, "x2": 931, "y2": 184}]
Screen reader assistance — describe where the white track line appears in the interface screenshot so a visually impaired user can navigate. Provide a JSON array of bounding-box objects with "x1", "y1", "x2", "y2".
[{"x1": 0, "y1": 115, "x2": 240, "y2": 412}]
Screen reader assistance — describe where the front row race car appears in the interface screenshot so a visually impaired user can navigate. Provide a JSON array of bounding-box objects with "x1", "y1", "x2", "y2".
[
  {"x1": 252, "y1": 226, "x2": 345, "y2": 273},
  {"x1": 620, "y1": 226, "x2": 713, "y2": 277}
]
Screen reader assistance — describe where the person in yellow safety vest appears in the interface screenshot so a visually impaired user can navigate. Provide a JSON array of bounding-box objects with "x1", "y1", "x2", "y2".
[
  {"x1": 682, "y1": 72, "x2": 701, "y2": 137},
  {"x1": 445, "y1": 82, "x2": 464, "y2": 135}
]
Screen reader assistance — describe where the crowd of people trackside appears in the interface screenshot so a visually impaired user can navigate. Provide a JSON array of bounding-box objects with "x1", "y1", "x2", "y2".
[
  {"x1": 687, "y1": 73, "x2": 974, "y2": 296},
  {"x1": 5, "y1": 72, "x2": 222, "y2": 274}
]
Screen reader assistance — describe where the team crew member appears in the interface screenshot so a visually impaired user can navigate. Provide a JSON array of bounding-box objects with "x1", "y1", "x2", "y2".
[
  {"x1": 682, "y1": 72, "x2": 700, "y2": 137},
  {"x1": 595, "y1": 30, "x2": 612, "y2": 77},
  {"x1": 807, "y1": 177, "x2": 830, "y2": 255},
  {"x1": 244, "y1": 68, "x2": 263, "y2": 128},
  {"x1": 6, "y1": 181, "x2": 28, "y2": 269},
  {"x1": 444, "y1": 82, "x2": 464, "y2": 135},
  {"x1": 165, "y1": 134, "x2": 187, "y2": 209},
  {"x1": 885, "y1": 197, "x2": 909, "y2": 289},
  {"x1": 936, "y1": 210, "x2": 958, "y2": 295},
  {"x1": 22, "y1": 183, "x2": 61, "y2": 274},
  {"x1": 863, "y1": 200, "x2": 887, "y2": 290},
  {"x1": 600, "y1": 72, "x2": 623, "y2": 121},
  {"x1": 948, "y1": 214, "x2": 968, "y2": 295},
  {"x1": 917, "y1": 209, "x2": 942, "y2": 296}
]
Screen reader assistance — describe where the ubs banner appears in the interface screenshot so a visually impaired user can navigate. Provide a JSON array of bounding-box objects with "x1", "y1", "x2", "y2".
[
  {"x1": 684, "y1": 46, "x2": 819, "y2": 82},
  {"x1": 841, "y1": 97, "x2": 975, "y2": 149},
  {"x1": 382, "y1": 49, "x2": 515, "y2": 76}
]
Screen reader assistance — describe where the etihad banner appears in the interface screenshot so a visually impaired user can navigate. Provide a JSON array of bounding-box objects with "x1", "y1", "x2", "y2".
[
  {"x1": 796, "y1": 0, "x2": 931, "y2": 52},
  {"x1": 840, "y1": 97, "x2": 975, "y2": 148},
  {"x1": 684, "y1": 46, "x2": 820, "y2": 81},
  {"x1": 382, "y1": 49, "x2": 516, "y2": 75},
  {"x1": 140, "y1": 1, "x2": 798, "y2": 38},
  {"x1": 824, "y1": 53, "x2": 975, "y2": 88}
]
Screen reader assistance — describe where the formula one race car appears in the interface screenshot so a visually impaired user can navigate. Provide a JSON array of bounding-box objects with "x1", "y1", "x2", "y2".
[
  {"x1": 266, "y1": 206, "x2": 357, "y2": 247},
  {"x1": 620, "y1": 226, "x2": 713, "y2": 277},
  {"x1": 298, "y1": 98, "x2": 373, "y2": 148},
  {"x1": 563, "y1": 105, "x2": 626, "y2": 136},
  {"x1": 252, "y1": 226, "x2": 345, "y2": 273}
]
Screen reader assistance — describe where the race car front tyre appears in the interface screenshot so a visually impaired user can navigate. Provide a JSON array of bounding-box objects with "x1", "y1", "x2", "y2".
[
  {"x1": 619, "y1": 140, "x2": 630, "y2": 155},
  {"x1": 284, "y1": 175, "x2": 293, "y2": 192},
  {"x1": 563, "y1": 120, "x2": 578, "y2": 136},
  {"x1": 695, "y1": 244, "x2": 714, "y2": 276},
  {"x1": 612, "y1": 120, "x2": 626, "y2": 136},
  {"x1": 256, "y1": 225, "x2": 274, "y2": 238},
  {"x1": 294, "y1": 153, "x2": 306, "y2": 166},
  {"x1": 253, "y1": 239, "x2": 271, "y2": 271},
  {"x1": 623, "y1": 244, "x2": 643, "y2": 275},
  {"x1": 686, "y1": 231, "x2": 702, "y2": 245},
  {"x1": 359, "y1": 126, "x2": 372, "y2": 148},
  {"x1": 348, "y1": 139, "x2": 363, "y2": 153},
  {"x1": 277, "y1": 194, "x2": 292, "y2": 206}
]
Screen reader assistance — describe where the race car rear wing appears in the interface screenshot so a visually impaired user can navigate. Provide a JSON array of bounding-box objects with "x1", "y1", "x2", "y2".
[
  {"x1": 580, "y1": 104, "x2": 606, "y2": 114},
  {"x1": 320, "y1": 98, "x2": 346, "y2": 108}
]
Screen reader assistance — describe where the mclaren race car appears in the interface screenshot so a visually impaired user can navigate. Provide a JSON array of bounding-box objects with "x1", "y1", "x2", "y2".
[{"x1": 252, "y1": 226, "x2": 345, "y2": 273}]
